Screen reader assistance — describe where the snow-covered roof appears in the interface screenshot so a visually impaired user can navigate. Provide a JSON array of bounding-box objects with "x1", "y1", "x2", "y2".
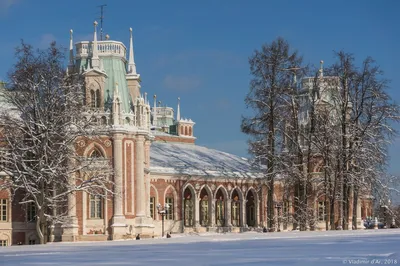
[{"x1": 150, "y1": 142, "x2": 261, "y2": 178}]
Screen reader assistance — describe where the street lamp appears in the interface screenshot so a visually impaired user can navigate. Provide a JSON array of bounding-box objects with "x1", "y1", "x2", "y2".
[
  {"x1": 157, "y1": 203, "x2": 170, "y2": 237},
  {"x1": 275, "y1": 202, "x2": 282, "y2": 232}
]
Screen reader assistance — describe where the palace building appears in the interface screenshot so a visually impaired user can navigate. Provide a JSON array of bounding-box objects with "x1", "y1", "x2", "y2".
[{"x1": 0, "y1": 22, "x2": 372, "y2": 246}]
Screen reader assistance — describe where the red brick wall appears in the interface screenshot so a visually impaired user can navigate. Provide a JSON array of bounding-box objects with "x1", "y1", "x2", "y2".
[{"x1": 154, "y1": 136, "x2": 195, "y2": 144}]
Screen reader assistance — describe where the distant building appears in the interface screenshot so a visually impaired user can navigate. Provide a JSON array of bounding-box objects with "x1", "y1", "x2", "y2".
[{"x1": 0, "y1": 23, "x2": 371, "y2": 246}]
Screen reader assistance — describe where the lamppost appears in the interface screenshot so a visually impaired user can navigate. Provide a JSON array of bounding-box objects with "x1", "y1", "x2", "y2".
[
  {"x1": 275, "y1": 202, "x2": 282, "y2": 232},
  {"x1": 157, "y1": 203, "x2": 170, "y2": 237}
]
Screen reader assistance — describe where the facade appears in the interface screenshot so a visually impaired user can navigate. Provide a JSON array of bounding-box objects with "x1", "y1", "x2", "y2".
[{"x1": 0, "y1": 23, "x2": 372, "y2": 246}]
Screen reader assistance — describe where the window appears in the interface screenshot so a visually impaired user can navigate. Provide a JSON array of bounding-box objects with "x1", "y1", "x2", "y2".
[
  {"x1": 200, "y1": 199, "x2": 209, "y2": 226},
  {"x1": 318, "y1": 201, "x2": 326, "y2": 221},
  {"x1": 28, "y1": 240, "x2": 36, "y2": 245},
  {"x1": 90, "y1": 90, "x2": 101, "y2": 108},
  {"x1": 165, "y1": 198, "x2": 174, "y2": 220},
  {"x1": 0, "y1": 240, "x2": 7, "y2": 246},
  {"x1": 150, "y1": 197, "x2": 155, "y2": 219},
  {"x1": 27, "y1": 202, "x2": 36, "y2": 222},
  {"x1": 216, "y1": 200, "x2": 224, "y2": 226},
  {"x1": 232, "y1": 200, "x2": 240, "y2": 226},
  {"x1": 90, "y1": 195, "x2": 102, "y2": 219},
  {"x1": 0, "y1": 199, "x2": 7, "y2": 222}
]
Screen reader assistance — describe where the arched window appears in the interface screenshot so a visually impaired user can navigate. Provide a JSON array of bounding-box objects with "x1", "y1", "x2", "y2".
[
  {"x1": 231, "y1": 189, "x2": 240, "y2": 227},
  {"x1": 90, "y1": 195, "x2": 102, "y2": 219},
  {"x1": 183, "y1": 188, "x2": 194, "y2": 227},
  {"x1": 199, "y1": 188, "x2": 209, "y2": 227},
  {"x1": 215, "y1": 189, "x2": 225, "y2": 226},
  {"x1": 90, "y1": 90, "x2": 96, "y2": 108},
  {"x1": 96, "y1": 90, "x2": 101, "y2": 108},
  {"x1": 90, "y1": 89, "x2": 101, "y2": 108}
]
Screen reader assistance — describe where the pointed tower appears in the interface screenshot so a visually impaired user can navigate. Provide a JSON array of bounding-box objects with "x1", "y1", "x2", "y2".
[
  {"x1": 92, "y1": 21, "x2": 101, "y2": 70},
  {"x1": 152, "y1": 94, "x2": 158, "y2": 127},
  {"x1": 67, "y1": 29, "x2": 74, "y2": 74},
  {"x1": 126, "y1": 27, "x2": 141, "y2": 101},
  {"x1": 174, "y1": 97, "x2": 195, "y2": 138},
  {"x1": 176, "y1": 97, "x2": 181, "y2": 122},
  {"x1": 112, "y1": 82, "x2": 121, "y2": 126}
]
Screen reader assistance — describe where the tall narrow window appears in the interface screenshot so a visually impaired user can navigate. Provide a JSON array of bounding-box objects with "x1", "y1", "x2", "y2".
[
  {"x1": 27, "y1": 202, "x2": 36, "y2": 222},
  {"x1": 150, "y1": 197, "x2": 155, "y2": 219},
  {"x1": 0, "y1": 240, "x2": 7, "y2": 246},
  {"x1": 232, "y1": 200, "x2": 240, "y2": 226},
  {"x1": 90, "y1": 195, "x2": 102, "y2": 219},
  {"x1": 200, "y1": 199, "x2": 209, "y2": 226},
  {"x1": 95, "y1": 90, "x2": 101, "y2": 108},
  {"x1": 165, "y1": 197, "x2": 174, "y2": 220},
  {"x1": 216, "y1": 200, "x2": 224, "y2": 226},
  {"x1": 28, "y1": 239, "x2": 36, "y2": 245},
  {"x1": 184, "y1": 198, "x2": 193, "y2": 227},
  {"x1": 90, "y1": 90, "x2": 96, "y2": 108},
  {"x1": 0, "y1": 199, "x2": 7, "y2": 222},
  {"x1": 318, "y1": 201, "x2": 326, "y2": 221}
]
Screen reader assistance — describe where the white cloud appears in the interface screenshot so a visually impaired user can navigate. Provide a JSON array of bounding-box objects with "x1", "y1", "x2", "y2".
[{"x1": 163, "y1": 75, "x2": 201, "y2": 92}]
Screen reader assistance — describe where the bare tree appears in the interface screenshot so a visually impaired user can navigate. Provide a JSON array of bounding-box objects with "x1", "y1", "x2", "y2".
[
  {"x1": 0, "y1": 41, "x2": 113, "y2": 244},
  {"x1": 242, "y1": 37, "x2": 303, "y2": 231}
]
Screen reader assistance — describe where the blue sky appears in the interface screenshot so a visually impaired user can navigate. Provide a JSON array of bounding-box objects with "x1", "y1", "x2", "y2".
[{"x1": 0, "y1": 0, "x2": 399, "y2": 174}]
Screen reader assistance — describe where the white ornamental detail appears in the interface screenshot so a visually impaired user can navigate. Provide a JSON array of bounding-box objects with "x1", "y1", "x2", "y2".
[
  {"x1": 104, "y1": 140, "x2": 112, "y2": 147},
  {"x1": 77, "y1": 140, "x2": 86, "y2": 147},
  {"x1": 211, "y1": 184, "x2": 216, "y2": 191},
  {"x1": 195, "y1": 183, "x2": 200, "y2": 190}
]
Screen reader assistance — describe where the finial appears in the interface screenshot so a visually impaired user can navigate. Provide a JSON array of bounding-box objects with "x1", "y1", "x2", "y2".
[
  {"x1": 92, "y1": 21, "x2": 100, "y2": 69},
  {"x1": 105, "y1": 34, "x2": 110, "y2": 40},
  {"x1": 176, "y1": 97, "x2": 181, "y2": 122},
  {"x1": 94, "y1": 21, "x2": 98, "y2": 27},
  {"x1": 319, "y1": 60, "x2": 324, "y2": 77},
  {"x1": 128, "y1": 27, "x2": 137, "y2": 75},
  {"x1": 153, "y1": 94, "x2": 156, "y2": 99},
  {"x1": 68, "y1": 29, "x2": 74, "y2": 68}
]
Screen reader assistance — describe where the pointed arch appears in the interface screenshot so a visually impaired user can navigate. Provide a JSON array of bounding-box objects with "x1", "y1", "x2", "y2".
[
  {"x1": 229, "y1": 186, "x2": 244, "y2": 201},
  {"x1": 213, "y1": 185, "x2": 228, "y2": 199},
  {"x1": 230, "y1": 187, "x2": 243, "y2": 227},
  {"x1": 245, "y1": 187, "x2": 258, "y2": 227},
  {"x1": 83, "y1": 142, "x2": 107, "y2": 158},
  {"x1": 150, "y1": 184, "x2": 159, "y2": 220},
  {"x1": 198, "y1": 185, "x2": 212, "y2": 200},
  {"x1": 182, "y1": 183, "x2": 196, "y2": 227},
  {"x1": 163, "y1": 185, "x2": 178, "y2": 220},
  {"x1": 198, "y1": 185, "x2": 212, "y2": 227}
]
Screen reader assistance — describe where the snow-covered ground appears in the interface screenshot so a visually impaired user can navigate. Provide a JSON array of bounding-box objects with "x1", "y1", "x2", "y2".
[{"x1": 1, "y1": 229, "x2": 399, "y2": 265}]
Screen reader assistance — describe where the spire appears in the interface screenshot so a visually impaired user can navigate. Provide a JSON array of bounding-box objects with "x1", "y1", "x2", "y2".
[
  {"x1": 92, "y1": 21, "x2": 100, "y2": 69},
  {"x1": 176, "y1": 97, "x2": 181, "y2": 122},
  {"x1": 153, "y1": 95, "x2": 157, "y2": 126},
  {"x1": 113, "y1": 82, "x2": 120, "y2": 126},
  {"x1": 114, "y1": 82, "x2": 119, "y2": 99},
  {"x1": 128, "y1": 27, "x2": 137, "y2": 75},
  {"x1": 319, "y1": 60, "x2": 324, "y2": 78},
  {"x1": 69, "y1": 29, "x2": 74, "y2": 66}
]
